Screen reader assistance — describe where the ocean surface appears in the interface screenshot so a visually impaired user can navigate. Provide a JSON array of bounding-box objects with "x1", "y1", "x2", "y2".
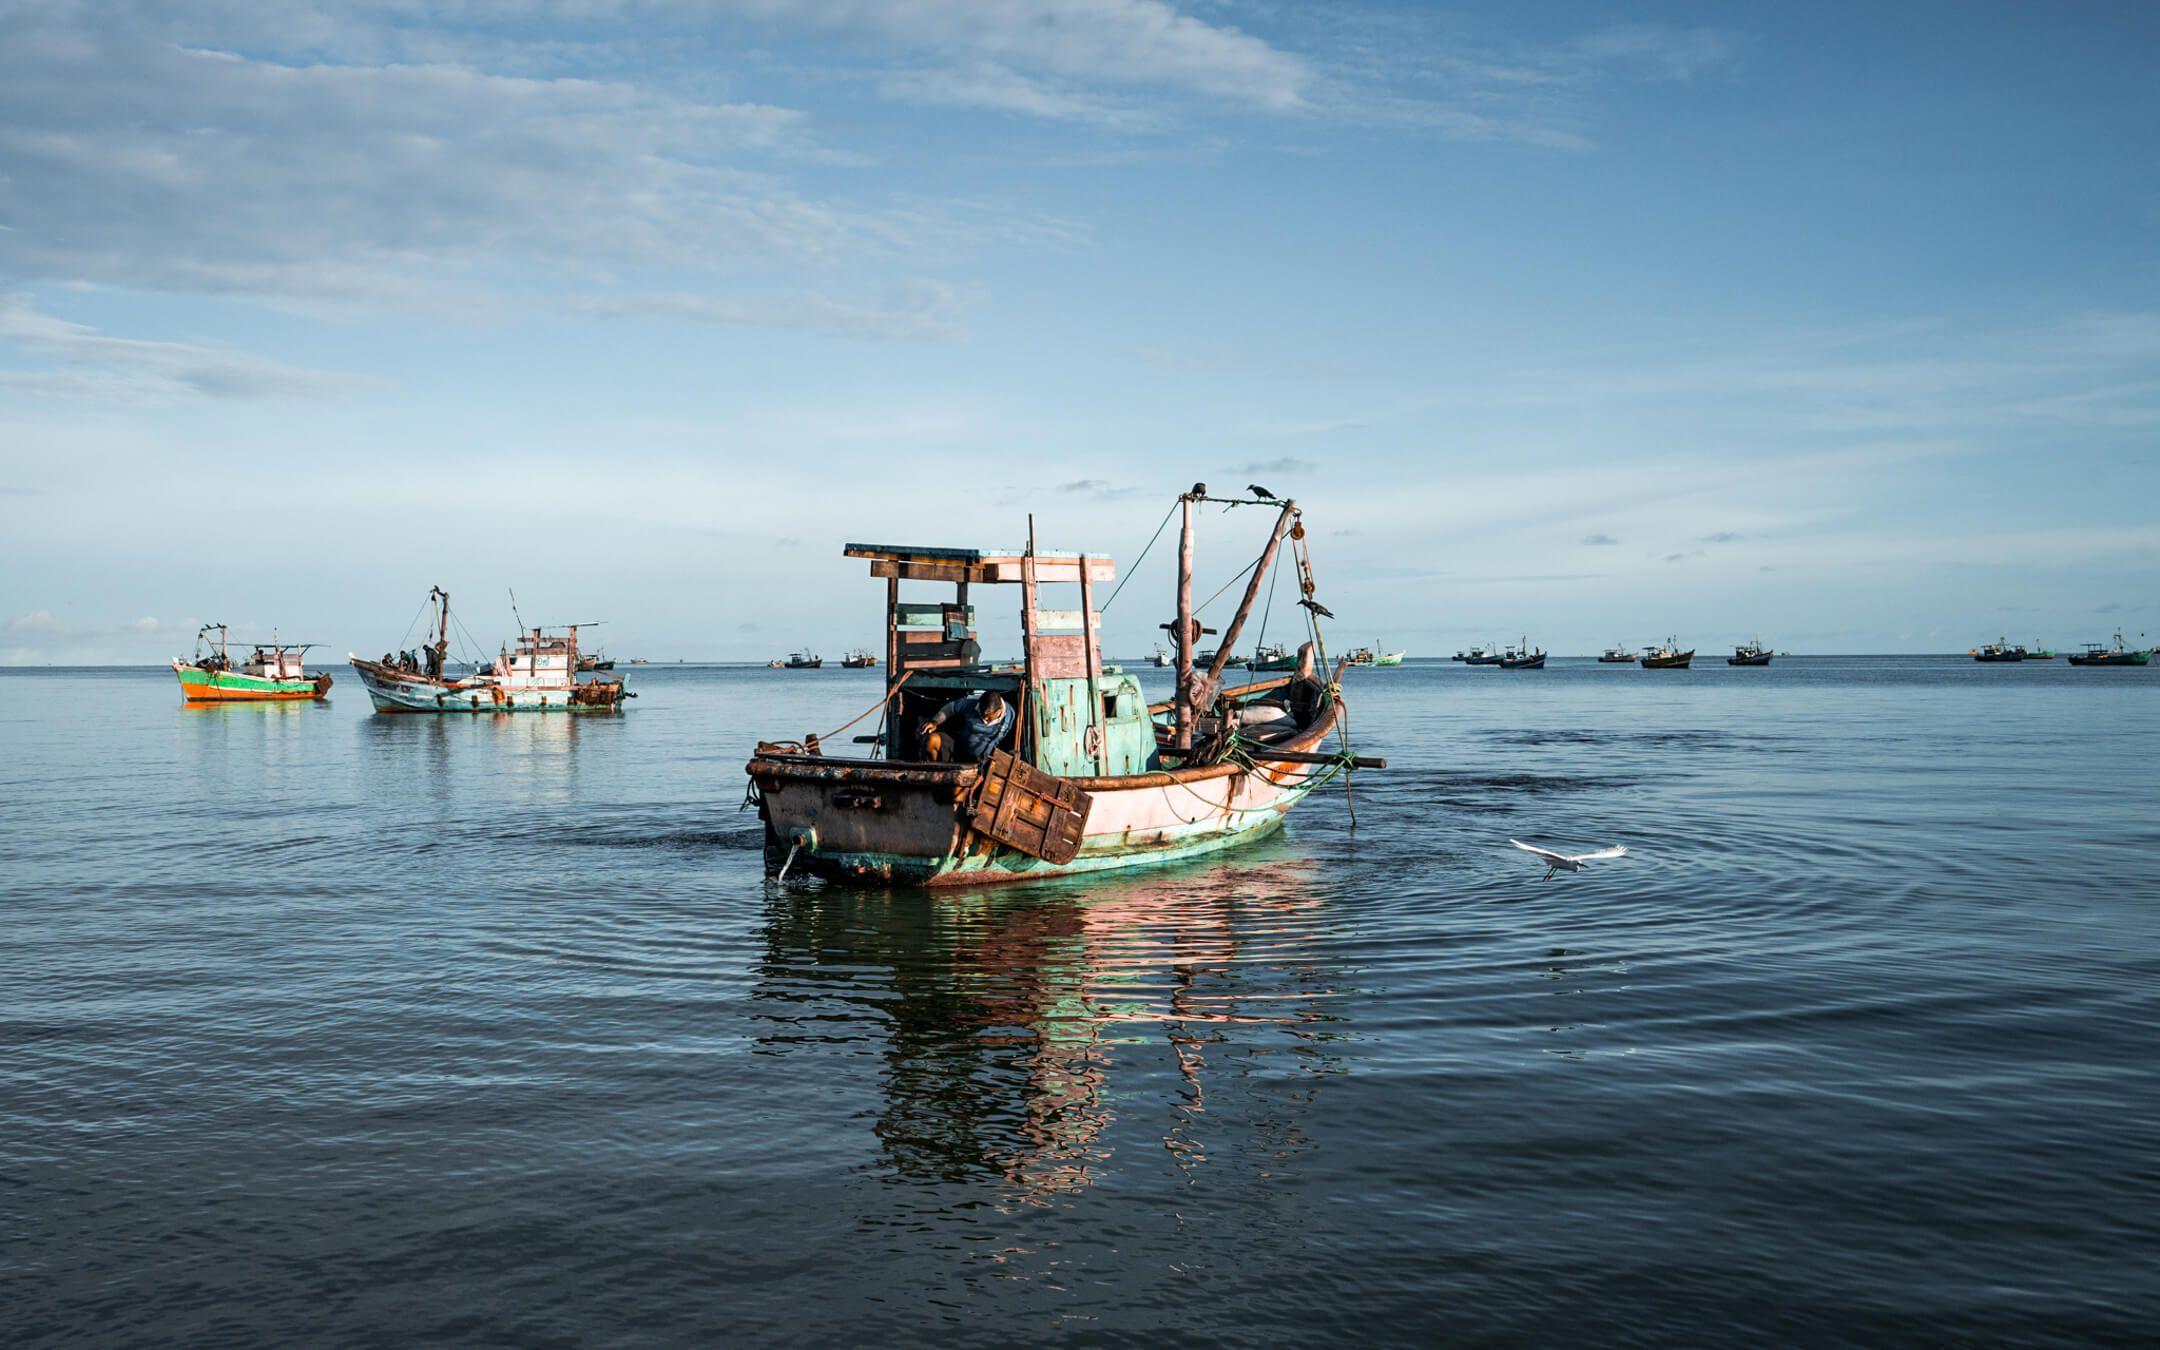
[{"x1": 4, "y1": 657, "x2": 2157, "y2": 1346}]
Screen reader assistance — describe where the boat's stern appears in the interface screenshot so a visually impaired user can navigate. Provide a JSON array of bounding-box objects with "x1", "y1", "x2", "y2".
[{"x1": 746, "y1": 751, "x2": 977, "y2": 884}]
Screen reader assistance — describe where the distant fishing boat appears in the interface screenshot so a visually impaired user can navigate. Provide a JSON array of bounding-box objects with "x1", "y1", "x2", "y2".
[
  {"x1": 172, "y1": 624, "x2": 332, "y2": 702},
  {"x1": 746, "y1": 488, "x2": 1381, "y2": 887},
  {"x1": 577, "y1": 653, "x2": 615, "y2": 672},
  {"x1": 1452, "y1": 645, "x2": 1486, "y2": 662},
  {"x1": 1973, "y1": 637, "x2": 2027, "y2": 663},
  {"x1": 1642, "y1": 638, "x2": 1694, "y2": 669},
  {"x1": 841, "y1": 650, "x2": 879, "y2": 669},
  {"x1": 1149, "y1": 645, "x2": 1173, "y2": 667},
  {"x1": 1498, "y1": 636, "x2": 1545, "y2": 670},
  {"x1": 1372, "y1": 644, "x2": 1405, "y2": 667},
  {"x1": 1728, "y1": 639, "x2": 1772, "y2": 666},
  {"x1": 783, "y1": 650, "x2": 823, "y2": 669},
  {"x1": 1462, "y1": 645, "x2": 1504, "y2": 666},
  {"x1": 2067, "y1": 631, "x2": 2151, "y2": 667},
  {"x1": 1245, "y1": 642, "x2": 1299, "y2": 672},
  {"x1": 2024, "y1": 643, "x2": 2055, "y2": 660},
  {"x1": 349, "y1": 587, "x2": 630, "y2": 712},
  {"x1": 1598, "y1": 643, "x2": 1634, "y2": 663}
]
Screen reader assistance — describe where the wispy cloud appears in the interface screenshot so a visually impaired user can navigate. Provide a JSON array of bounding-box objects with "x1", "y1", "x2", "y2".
[
  {"x1": 1700, "y1": 530, "x2": 1742, "y2": 543},
  {"x1": 582, "y1": 281, "x2": 967, "y2": 342},
  {"x1": 0, "y1": 296, "x2": 368, "y2": 400},
  {"x1": 1240, "y1": 456, "x2": 1316, "y2": 474},
  {"x1": 1581, "y1": 532, "x2": 1620, "y2": 546}
]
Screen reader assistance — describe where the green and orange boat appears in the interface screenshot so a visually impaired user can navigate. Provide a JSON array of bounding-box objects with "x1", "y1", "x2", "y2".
[{"x1": 172, "y1": 624, "x2": 333, "y2": 702}]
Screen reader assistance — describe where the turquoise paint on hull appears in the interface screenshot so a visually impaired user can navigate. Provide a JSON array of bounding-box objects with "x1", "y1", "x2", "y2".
[{"x1": 794, "y1": 783, "x2": 1314, "y2": 889}]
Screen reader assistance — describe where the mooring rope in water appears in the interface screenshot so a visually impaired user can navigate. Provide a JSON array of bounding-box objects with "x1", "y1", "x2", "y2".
[{"x1": 775, "y1": 842, "x2": 799, "y2": 883}]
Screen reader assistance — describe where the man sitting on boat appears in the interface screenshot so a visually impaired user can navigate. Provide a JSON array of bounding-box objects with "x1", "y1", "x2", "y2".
[{"x1": 920, "y1": 689, "x2": 1017, "y2": 763}]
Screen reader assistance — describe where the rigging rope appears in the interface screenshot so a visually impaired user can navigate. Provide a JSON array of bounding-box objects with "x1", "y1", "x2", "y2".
[{"x1": 1097, "y1": 500, "x2": 1178, "y2": 614}]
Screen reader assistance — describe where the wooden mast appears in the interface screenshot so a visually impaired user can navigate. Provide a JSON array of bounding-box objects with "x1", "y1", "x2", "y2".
[
  {"x1": 1173, "y1": 489, "x2": 1197, "y2": 752},
  {"x1": 1203, "y1": 501, "x2": 1296, "y2": 688}
]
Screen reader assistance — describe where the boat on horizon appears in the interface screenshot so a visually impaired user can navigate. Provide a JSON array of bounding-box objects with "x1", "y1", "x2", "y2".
[
  {"x1": 1973, "y1": 636, "x2": 2027, "y2": 663},
  {"x1": 842, "y1": 649, "x2": 879, "y2": 669},
  {"x1": 1149, "y1": 644, "x2": 1173, "y2": 667},
  {"x1": 1598, "y1": 643, "x2": 1634, "y2": 663},
  {"x1": 745, "y1": 488, "x2": 1379, "y2": 887},
  {"x1": 1498, "y1": 636, "x2": 1545, "y2": 670},
  {"x1": 349, "y1": 587, "x2": 630, "y2": 713},
  {"x1": 2066, "y1": 630, "x2": 2151, "y2": 667},
  {"x1": 1245, "y1": 642, "x2": 1299, "y2": 672},
  {"x1": 1462, "y1": 644, "x2": 1505, "y2": 666},
  {"x1": 1642, "y1": 638, "x2": 1694, "y2": 669},
  {"x1": 1729, "y1": 639, "x2": 1773, "y2": 666},
  {"x1": 2024, "y1": 642, "x2": 2055, "y2": 660},
  {"x1": 783, "y1": 650, "x2": 823, "y2": 669},
  {"x1": 172, "y1": 624, "x2": 333, "y2": 702}
]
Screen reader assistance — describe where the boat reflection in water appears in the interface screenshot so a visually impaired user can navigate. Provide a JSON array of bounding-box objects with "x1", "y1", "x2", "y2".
[{"x1": 755, "y1": 847, "x2": 1345, "y2": 1207}]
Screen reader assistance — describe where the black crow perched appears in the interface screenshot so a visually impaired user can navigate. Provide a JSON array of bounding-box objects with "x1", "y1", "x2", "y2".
[
  {"x1": 1248, "y1": 483, "x2": 1276, "y2": 501},
  {"x1": 1191, "y1": 482, "x2": 1208, "y2": 498},
  {"x1": 1298, "y1": 597, "x2": 1335, "y2": 620}
]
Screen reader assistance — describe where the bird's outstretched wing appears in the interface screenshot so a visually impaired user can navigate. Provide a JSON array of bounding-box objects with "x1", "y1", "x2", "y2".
[
  {"x1": 1576, "y1": 845, "x2": 1627, "y2": 861},
  {"x1": 1509, "y1": 839, "x2": 1567, "y2": 865}
]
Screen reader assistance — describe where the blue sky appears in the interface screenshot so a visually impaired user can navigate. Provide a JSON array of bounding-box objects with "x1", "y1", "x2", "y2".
[{"x1": 2, "y1": 0, "x2": 2156, "y2": 662}]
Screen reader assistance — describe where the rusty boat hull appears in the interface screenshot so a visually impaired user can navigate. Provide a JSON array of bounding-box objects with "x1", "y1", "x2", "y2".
[{"x1": 748, "y1": 703, "x2": 1345, "y2": 889}]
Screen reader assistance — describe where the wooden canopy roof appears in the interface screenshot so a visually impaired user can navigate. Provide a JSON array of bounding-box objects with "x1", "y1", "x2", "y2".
[{"x1": 844, "y1": 543, "x2": 1115, "y2": 584}]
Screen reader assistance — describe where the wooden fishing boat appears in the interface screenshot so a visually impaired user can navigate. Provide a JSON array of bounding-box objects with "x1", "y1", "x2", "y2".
[
  {"x1": 349, "y1": 587, "x2": 630, "y2": 712},
  {"x1": 1598, "y1": 643, "x2": 1634, "y2": 663},
  {"x1": 1453, "y1": 645, "x2": 1488, "y2": 663},
  {"x1": 1642, "y1": 638, "x2": 1693, "y2": 669},
  {"x1": 1372, "y1": 646, "x2": 1405, "y2": 667},
  {"x1": 1728, "y1": 640, "x2": 1772, "y2": 666},
  {"x1": 842, "y1": 650, "x2": 880, "y2": 669},
  {"x1": 172, "y1": 624, "x2": 332, "y2": 702},
  {"x1": 1462, "y1": 645, "x2": 1504, "y2": 666},
  {"x1": 1149, "y1": 645, "x2": 1172, "y2": 667},
  {"x1": 2024, "y1": 643, "x2": 2055, "y2": 660},
  {"x1": 1498, "y1": 636, "x2": 1545, "y2": 670},
  {"x1": 2067, "y1": 631, "x2": 2151, "y2": 667},
  {"x1": 784, "y1": 650, "x2": 824, "y2": 669},
  {"x1": 746, "y1": 490, "x2": 1380, "y2": 888},
  {"x1": 577, "y1": 653, "x2": 615, "y2": 671},
  {"x1": 1973, "y1": 637, "x2": 2026, "y2": 663}
]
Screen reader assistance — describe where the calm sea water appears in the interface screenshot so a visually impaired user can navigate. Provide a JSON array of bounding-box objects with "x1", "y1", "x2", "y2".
[{"x1": 4, "y1": 658, "x2": 2157, "y2": 1345}]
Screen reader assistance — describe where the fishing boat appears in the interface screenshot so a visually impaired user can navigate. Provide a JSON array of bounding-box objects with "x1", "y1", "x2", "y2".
[
  {"x1": 1598, "y1": 643, "x2": 1634, "y2": 663},
  {"x1": 1149, "y1": 645, "x2": 1173, "y2": 667},
  {"x1": 1973, "y1": 637, "x2": 2026, "y2": 663},
  {"x1": 1453, "y1": 645, "x2": 1490, "y2": 663},
  {"x1": 1464, "y1": 645, "x2": 1505, "y2": 666},
  {"x1": 576, "y1": 653, "x2": 615, "y2": 672},
  {"x1": 2067, "y1": 631, "x2": 2151, "y2": 667},
  {"x1": 1372, "y1": 645, "x2": 1405, "y2": 667},
  {"x1": 784, "y1": 650, "x2": 824, "y2": 669},
  {"x1": 172, "y1": 624, "x2": 332, "y2": 702},
  {"x1": 1245, "y1": 642, "x2": 1299, "y2": 672},
  {"x1": 2025, "y1": 643, "x2": 2055, "y2": 660},
  {"x1": 1728, "y1": 639, "x2": 1773, "y2": 666},
  {"x1": 746, "y1": 489, "x2": 1380, "y2": 888},
  {"x1": 349, "y1": 587, "x2": 630, "y2": 712},
  {"x1": 842, "y1": 650, "x2": 880, "y2": 669},
  {"x1": 1498, "y1": 636, "x2": 1545, "y2": 670},
  {"x1": 1641, "y1": 638, "x2": 1694, "y2": 669}
]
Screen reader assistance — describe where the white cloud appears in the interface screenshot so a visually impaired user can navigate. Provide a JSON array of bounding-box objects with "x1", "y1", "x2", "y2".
[
  {"x1": 0, "y1": 296, "x2": 369, "y2": 399},
  {"x1": 581, "y1": 279, "x2": 968, "y2": 341}
]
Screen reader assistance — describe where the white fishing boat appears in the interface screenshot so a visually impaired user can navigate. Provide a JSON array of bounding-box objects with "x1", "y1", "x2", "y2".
[{"x1": 349, "y1": 587, "x2": 631, "y2": 713}]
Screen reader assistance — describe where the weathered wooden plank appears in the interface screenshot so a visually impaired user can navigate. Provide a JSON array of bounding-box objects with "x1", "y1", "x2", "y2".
[
  {"x1": 985, "y1": 558, "x2": 1115, "y2": 584},
  {"x1": 1028, "y1": 633, "x2": 1096, "y2": 680},
  {"x1": 968, "y1": 750, "x2": 1090, "y2": 864},
  {"x1": 898, "y1": 635, "x2": 982, "y2": 660},
  {"x1": 1030, "y1": 609, "x2": 1101, "y2": 633},
  {"x1": 870, "y1": 558, "x2": 984, "y2": 584}
]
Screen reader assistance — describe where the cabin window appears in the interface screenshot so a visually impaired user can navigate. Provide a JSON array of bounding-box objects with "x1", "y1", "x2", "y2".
[{"x1": 1103, "y1": 692, "x2": 1123, "y2": 721}]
